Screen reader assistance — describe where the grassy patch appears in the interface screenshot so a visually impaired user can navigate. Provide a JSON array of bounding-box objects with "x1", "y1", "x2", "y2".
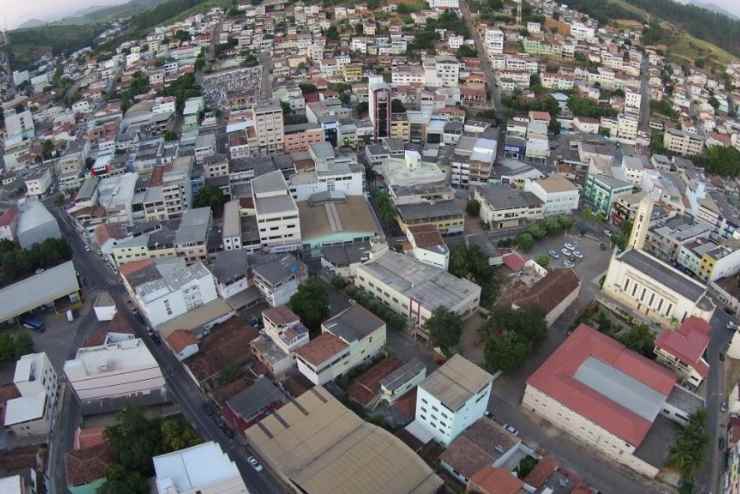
[{"x1": 670, "y1": 32, "x2": 737, "y2": 66}]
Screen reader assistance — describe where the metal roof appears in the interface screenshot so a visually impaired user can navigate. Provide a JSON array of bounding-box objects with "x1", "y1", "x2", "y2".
[
  {"x1": 619, "y1": 249, "x2": 706, "y2": 302},
  {"x1": 0, "y1": 261, "x2": 79, "y2": 323},
  {"x1": 420, "y1": 355, "x2": 493, "y2": 412}
]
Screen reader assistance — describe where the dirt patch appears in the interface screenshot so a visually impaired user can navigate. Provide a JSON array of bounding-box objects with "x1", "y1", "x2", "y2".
[{"x1": 725, "y1": 356, "x2": 740, "y2": 400}]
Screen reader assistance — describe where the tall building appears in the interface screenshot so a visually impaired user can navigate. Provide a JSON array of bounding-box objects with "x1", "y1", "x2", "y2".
[
  {"x1": 253, "y1": 100, "x2": 285, "y2": 154},
  {"x1": 368, "y1": 77, "x2": 391, "y2": 140},
  {"x1": 627, "y1": 193, "x2": 655, "y2": 250},
  {"x1": 252, "y1": 170, "x2": 302, "y2": 252}
]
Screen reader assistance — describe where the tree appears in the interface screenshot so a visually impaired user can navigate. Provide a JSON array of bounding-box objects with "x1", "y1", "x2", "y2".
[
  {"x1": 425, "y1": 307, "x2": 463, "y2": 356},
  {"x1": 548, "y1": 118, "x2": 561, "y2": 136},
  {"x1": 484, "y1": 330, "x2": 530, "y2": 372},
  {"x1": 355, "y1": 101, "x2": 369, "y2": 116},
  {"x1": 391, "y1": 99, "x2": 406, "y2": 113},
  {"x1": 534, "y1": 255, "x2": 550, "y2": 268},
  {"x1": 193, "y1": 185, "x2": 226, "y2": 216},
  {"x1": 483, "y1": 307, "x2": 546, "y2": 371},
  {"x1": 372, "y1": 191, "x2": 397, "y2": 227},
  {"x1": 288, "y1": 279, "x2": 329, "y2": 334},
  {"x1": 516, "y1": 232, "x2": 534, "y2": 251},
  {"x1": 42, "y1": 140, "x2": 55, "y2": 160},
  {"x1": 619, "y1": 324, "x2": 655, "y2": 358},
  {"x1": 456, "y1": 45, "x2": 478, "y2": 58},
  {"x1": 163, "y1": 130, "x2": 178, "y2": 141},
  {"x1": 326, "y1": 24, "x2": 339, "y2": 41},
  {"x1": 174, "y1": 30, "x2": 191, "y2": 42},
  {"x1": 669, "y1": 409, "x2": 709, "y2": 482},
  {"x1": 466, "y1": 199, "x2": 481, "y2": 217},
  {"x1": 516, "y1": 456, "x2": 539, "y2": 478},
  {"x1": 160, "y1": 417, "x2": 200, "y2": 451}
]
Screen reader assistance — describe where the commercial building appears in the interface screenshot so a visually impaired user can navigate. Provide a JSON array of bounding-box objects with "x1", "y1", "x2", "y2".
[
  {"x1": 64, "y1": 338, "x2": 167, "y2": 413},
  {"x1": 473, "y1": 183, "x2": 544, "y2": 229},
  {"x1": 295, "y1": 304, "x2": 386, "y2": 385},
  {"x1": 654, "y1": 317, "x2": 711, "y2": 388},
  {"x1": 252, "y1": 171, "x2": 302, "y2": 252},
  {"x1": 298, "y1": 195, "x2": 382, "y2": 251},
  {"x1": 355, "y1": 251, "x2": 481, "y2": 335},
  {"x1": 24, "y1": 167, "x2": 53, "y2": 197},
  {"x1": 0, "y1": 260, "x2": 80, "y2": 325},
  {"x1": 663, "y1": 129, "x2": 704, "y2": 156},
  {"x1": 245, "y1": 386, "x2": 443, "y2": 494},
  {"x1": 153, "y1": 441, "x2": 248, "y2": 494},
  {"x1": 369, "y1": 77, "x2": 391, "y2": 140},
  {"x1": 582, "y1": 173, "x2": 633, "y2": 217},
  {"x1": 120, "y1": 257, "x2": 220, "y2": 328},
  {"x1": 410, "y1": 354, "x2": 493, "y2": 446},
  {"x1": 16, "y1": 199, "x2": 61, "y2": 249},
  {"x1": 523, "y1": 324, "x2": 704, "y2": 478},
  {"x1": 523, "y1": 175, "x2": 580, "y2": 216},
  {"x1": 5, "y1": 352, "x2": 58, "y2": 437}
]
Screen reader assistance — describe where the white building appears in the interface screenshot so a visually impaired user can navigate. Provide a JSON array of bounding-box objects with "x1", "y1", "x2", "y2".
[
  {"x1": 24, "y1": 167, "x2": 53, "y2": 197},
  {"x1": 295, "y1": 304, "x2": 386, "y2": 385},
  {"x1": 121, "y1": 257, "x2": 220, "y2": 328},
  {"x1": 64, "y1": 338, "x2": 166, "y2": 408},
  {"x1": 524, "y1": 175, "x2": 579, "y2": 216},
  {"x1": 412, "y1": 354, "x2": 493, "y2": 446},
  {"x1": 252, "y1": 171, "x2": 302, "y2": 253},
  {"x1": 5, "y1": 352, "x2": 58, "y2": 437},
  {"x1": 428, "y1": 0, "x2": 459, "y2": 8},
  {"x1": 153, "y1": 441, "x2": 248, "y2": 494},
  {"x1": 355, "y1": 251, "x2": 480, "y2": 337},
  {"x1": 485, "y1": 28, "x2": 504, "y2": 55},
  {"x1": 222, "y1": 200, "x2": 242, "y2": 251}
]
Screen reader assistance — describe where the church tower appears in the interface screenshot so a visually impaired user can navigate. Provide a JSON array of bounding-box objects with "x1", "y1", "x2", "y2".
[{"x1": 627, "y1": 192, "x2": 657, "y2": 251}]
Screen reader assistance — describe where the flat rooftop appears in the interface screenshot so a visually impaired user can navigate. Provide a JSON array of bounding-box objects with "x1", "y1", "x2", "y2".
[
  {"x1": 619, "y1": 249, "x2": 706, "y2": 302},
  {"x1": 153, "y1": 441, "x2": 244, "y2": 493},
  {"x1": 421, "y1": 354, "x2": 493, "y2": 411}
]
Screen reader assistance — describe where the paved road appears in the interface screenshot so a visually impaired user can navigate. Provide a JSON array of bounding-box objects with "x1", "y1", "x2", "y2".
[
  {"x1": 47, "y1": 205, "x2": 286, "y2": 494},
  {"x1": 639, "y1": 54, "x2": 650, "y2": 133},
  {"x1": 460, "y1": 0, "x2": 506, "y2": 163},
  {"x1": 695, "y1": 309, "x2": 734, "y2": 494}
]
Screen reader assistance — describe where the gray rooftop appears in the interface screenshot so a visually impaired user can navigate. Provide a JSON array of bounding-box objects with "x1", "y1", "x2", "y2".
[
  {"x1": 380, "y1": 359, "x2": 426, "y2": 393},
  {"x1": 175, "y1": 207, "x2": 211, "y2": 245},
  {"x1": 227, "y1": 376, "x2": 284, "y2": 421},
  {"x1": 252, "y1": 254, "x2": 302, "y2": 285},
  {"x1": 210, "y1": 249, "x2": 250, "y2": 284},
  {"x1": 475, "y1": 183, "x2": 543, "y2": 211},
  {"x1": 396, "y1": 200, "x2": 463, "y2": 221},
  {"x1": 252, "y1": 170, "x2": 288, "y2": 196},
  {"x1": 0, "y1": 261, "x2": 80, "y2": 323},
  {"x1": 323, "y1": 304, "x2": 385, "y2": 343},
  {"x1": 574, "y1": 357, "x2": 665, "y2": 422},
  {"x1": 619, "y1": 249, "x2": 706, "y2": 302}
]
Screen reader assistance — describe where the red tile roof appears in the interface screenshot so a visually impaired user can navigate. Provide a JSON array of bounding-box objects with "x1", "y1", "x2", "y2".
[
  {"x1": 655, "y1": 317, "x2": 711, "y2": 378},
  {"x1": 74, "y1": 426, "x2": 106, "y2": 450},
  {"x1": 469, "y1": 467, "x2": 524, "y2": 494},
  {"x1": 294, "y1": 333, "x2": 348, "y2": 367},
  {"x1": 527, "y1": 324, "x2": 677, "y2": 446},
  {"x1": 523, "y1": 455, "x2": 559, "y2": 488},
  {"x1": 263, "y1": 306, "x2": 300, "y2": 326},
  {"x1": 65, "y1": 443, "x2": 113, "y2": 487},
  {"x1": 0, "y1": 207, "x2": 18, "y2": 227},
  {"x1": 502, "y1": 253, "x2": 527, "y2": 272},
  {"x1": 347, "y1": 357, "x2": 402, "y2": 407},
  {"x1": 119, "y1": 259, "x2": 154, "y2": 279},
  {"x1": 167, "y1": 329, "x2": 197, "y2": 353},
  {"x1": 508, "y1": 268, "x2": 580, "y2": 315}
]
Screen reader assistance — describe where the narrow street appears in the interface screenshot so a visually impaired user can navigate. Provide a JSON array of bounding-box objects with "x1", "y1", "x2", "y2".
[{"x1": 46, "y1": 204, "x2": 287, "y2": 494}]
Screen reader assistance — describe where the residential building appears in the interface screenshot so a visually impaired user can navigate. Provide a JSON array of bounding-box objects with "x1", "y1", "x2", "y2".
[
  {"x1": 485, "y1": 28, "x2": 504, "y2": 55},
  {"x1": 245, "y1": 386, "x2": 443, "y2": 494},
  {"x1": 355, "y1": 251, "x2": 481, "y2": 335},
  {"x1": 224, "y1": 377, "x2": 285, "y2": 431},
  {"x1": 64, "y1": 338, "x2": 167, "y2": 413},
  {"x1": 664, "y1": 129, "x2": 704, "y2": 156},
  {"x1": 396, "y1": 200, "x2": 465, "y2": 235},
  {"x1": 295, "y1": 304, "x2": 386, "y2": 385},
  {"x1": 412, "y1": 354, "x2": 493, "y2": 446},
  {"x1": 153, "y1": 441, "x2": 248, "y2": 494},
  {"x1": 369, "y1": 77, "x2": 391, "y2": 140},
  {"x1": 473, "y1": 183, "x2": 544, "y2": 229},
  {"x1": 582, "y1": 173, "x2": 633, "y2": 217},
  {"x1": 120, "y1": 257, "x2": 220, "y2": 328},
  {"x1": 523, "y1": 324, "x2": 704, "y2": 478},
  {"x1": 405, "y1": 224, "x2": 449, "y2": 270},
  {"x1": 16, "y1": 199, "x2": 61, "y2": 249},
  {"x1": 251, "y1": 253, "x2": 307, "y2": 307},
  {"x1": 24, "y1": 167, "x2": 53, "y2": 197},
  {"x1": 5, "y1": 352, "x2": 58, "y2": 437},
  {"x1": 523, "y1": 175, "x2": 579, "y2": 216},
  {"x1": 251, "y1": 306, "x2": 309, "y2": 376},
  {"x1": 655, "y1": 317, "x2": 711, "y2": 388},
  {"x1": 252, "y1": 171, "x2": 302, "y2": 252},
  {"x1": 0, "y1": 207, "x2": 18, "y2": 242},
  {"x1": 253, "y1": 100, "x2": 285, "y2": 153}
]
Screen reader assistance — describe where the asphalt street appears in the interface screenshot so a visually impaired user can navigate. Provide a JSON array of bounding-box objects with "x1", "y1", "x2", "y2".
[{"x1": 47, "y1": 204, "x2": 287, "y2": 494}]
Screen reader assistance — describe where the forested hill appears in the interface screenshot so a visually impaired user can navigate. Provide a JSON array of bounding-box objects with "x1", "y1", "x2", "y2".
[{"x1": 561, "y1": 0, "x2": 740, "y2": 58}]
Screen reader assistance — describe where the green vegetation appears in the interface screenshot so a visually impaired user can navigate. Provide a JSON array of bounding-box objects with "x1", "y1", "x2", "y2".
[
  {"x1": 693, "y1": 145, "x2": 740, "y2": 177},
  {"x1": 650, "y1": 99, "x2": 678, "y2": 120},
  {"x1": 120, "y1": 72, "x2": 151, "y2": 113},
  {"x1": 0, "y1": 333, "x2": 34, "y2": 362},
  {"x1": 516, "y1": 456, "x2": 539, "y2": 479},
  {"x1": 371, "y1": 191, "x2": 397, "y2": 227},
  {"x1": 449, "y1": 245, "x2": 500, "y2": 308},
  {"x1": 192, "y1": 185, "x2": 226, "y2": 216},
  {"x1": 159, "y1": 73, "x2": 201, "y2": 113},
  {"x1": 288, "y1": 278, "x2": 330, "y2": 334},
  {"x1": 409, "y1": 10, "x2": 469, "y2": 52},
  {"x1": 8, "y1": 24, "x2": 105, "y2": 69},
  {"x1": 535, "y1": 255, "x2": 550, "y2": 269},
  {"x1": 424, "y1": 307, "x2": 464, "y2": 356},
  {"x1": 346, "y1": 286, "x2": 408, "y2": 333},
  {"x1": 610, "y1": 220, "x2": 633, "y2": 251},
  {"x1": 515, "y1": 215, "x2": 574, "y2": 251},
  {"x1": 466, "y1": 199, "x2": 481, "y2": 217},
  {"x1": 0, "y1": 239, "x2": 72, "y2": 288},
  {"x1": 456, "y1": 45, "x2": 478, "y2": 58},
  {"x1": 483, "y1": 307, "x2": 547, "y2": 372},
  {"x1": 100, "y1": 408, "x2": 201, "y2": 494},
  {"x1": 618, "y1": 324, "x2": 655, "y2": 358},
  {"x1": 568, "y1": 95, "x2": 618, "y2": 119},
  {"x1": 668, "y1": 409, "x2": 709, "y2": 483}
]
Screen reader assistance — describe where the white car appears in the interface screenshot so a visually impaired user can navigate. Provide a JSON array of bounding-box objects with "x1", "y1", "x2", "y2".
[
  {"x1": 561, "y1": 248, "x2": 571, "y2": 256},
  {"x1": 247, "y1": 456, "x2": 263, "y2": 472},
  {"x1": 503, "y1": 424, "x2": 519, "y2": 436},
  {"x1": 728, "y1": 321, "x2": 738, "y2": 331},
  {"x1": 564, "y1": 242, "x2": 576, "y2": 250},
  {"x1": 563, "y1": 260, "x2": 575, "y2": 268},
  {"x1": 572, "y1": 251, "x2": 583, "y2": 259}
]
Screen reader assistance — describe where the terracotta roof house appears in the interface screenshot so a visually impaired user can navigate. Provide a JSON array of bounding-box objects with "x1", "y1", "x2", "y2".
[{"x1": 655, "y1": 316, "x2": 711, "y2": 387}]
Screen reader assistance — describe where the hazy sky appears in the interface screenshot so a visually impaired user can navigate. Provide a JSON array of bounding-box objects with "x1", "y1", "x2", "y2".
[
  {"x1": 702, "y1": 0, "x2": 740, "y2": 18},
  {"x1": 2, "y1": 0, "x2": 130, "y2": 29}
]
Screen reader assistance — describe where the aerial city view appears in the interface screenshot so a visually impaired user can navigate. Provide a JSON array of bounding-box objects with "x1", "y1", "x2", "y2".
[{"x1": 4, "y1": 0, "x2": 740, "y2": 492}]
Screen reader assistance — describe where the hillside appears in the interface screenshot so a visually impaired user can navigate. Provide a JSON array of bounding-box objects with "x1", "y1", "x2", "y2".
[
  {"x1": 53, "y1": 0, "x2": 169, "y2": 26},
  {"x1": 7, "y1": 0, "x2": 222, "y2": 69},
  {"x1": 561, "y1": 0, "x2": 739, "y2": 66}
]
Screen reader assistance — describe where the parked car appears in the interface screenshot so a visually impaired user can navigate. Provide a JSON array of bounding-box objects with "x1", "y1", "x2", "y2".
[
  {"x1": 564, "y1": 242, "x2": 576, "y2": 250},
  {"x1": 20, "y1": 314, "x2": 45, "y2": 333},
  {"x1": 503, "y1": 424, "x2": 519, "y2": 436},
  {"x1": 728, "y1": 321, "x2": 738, "y2": 331},
  {"x1": 563, "y1": 260, "x2": 575, "y2": 268},
  {"x1": 247, "y1": 456, "x2": 264, "y2": 472},
  {"x1": 548, "y1": 250, "x2": 560, "y2": 259},
  {"x1": 561, "y1": 248, "x2": 571, "y2": 256},
  {"x1": 722, "y1": 400, "x2": 728, "y2": 413},
  {"x1": 572, "y1": 251, "x2": 584, "y2": 259}
]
